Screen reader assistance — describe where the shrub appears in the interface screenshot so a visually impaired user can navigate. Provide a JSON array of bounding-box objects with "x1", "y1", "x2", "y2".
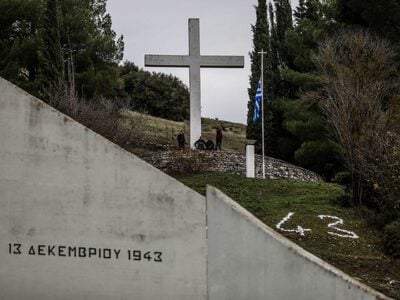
[
  {"x1": 383, "y1": 221, "x2": 400, "y2": 258},
  {"x1": 331, "y1": 193, "x2": 352, "y2": 207},
  {"x1": 332, "y1": 171, "x2": 352, "y2": 187}
]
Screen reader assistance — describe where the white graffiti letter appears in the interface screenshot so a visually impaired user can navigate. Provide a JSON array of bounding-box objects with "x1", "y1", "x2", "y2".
[
  {"x1": 276, "y1": 212, "x2": 311, "y2": 236},
  {"x1": 318, "y1": 215, "x2": 359, "y2": 239}
]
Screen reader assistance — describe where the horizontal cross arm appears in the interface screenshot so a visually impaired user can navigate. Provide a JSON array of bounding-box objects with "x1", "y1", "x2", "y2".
[
  {"x1": 145, "y1": 55, "x2": 190, "y2": 68},
  {"x1": 200, "y1": 56, "x2": 245, "y2": 68}
]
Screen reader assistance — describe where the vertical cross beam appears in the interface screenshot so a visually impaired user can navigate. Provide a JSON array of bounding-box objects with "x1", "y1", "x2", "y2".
[{"x1": 188, "y1": 19, "x2": 201, "y2": 149}]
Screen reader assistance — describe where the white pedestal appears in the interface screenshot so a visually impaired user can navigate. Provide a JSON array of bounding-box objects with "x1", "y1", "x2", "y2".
[{"x1": 246, "y1": 143, "x2": 255, "y2": 178}]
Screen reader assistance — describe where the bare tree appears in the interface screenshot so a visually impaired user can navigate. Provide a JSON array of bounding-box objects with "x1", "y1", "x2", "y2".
[{"x1": 307, "y1": 29, "x2": 400, "y2": 205}]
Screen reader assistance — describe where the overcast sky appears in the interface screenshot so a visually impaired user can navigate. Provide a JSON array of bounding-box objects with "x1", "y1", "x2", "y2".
[{"x1": 107, "y1": 0, "x2": 299, "y2": 124}]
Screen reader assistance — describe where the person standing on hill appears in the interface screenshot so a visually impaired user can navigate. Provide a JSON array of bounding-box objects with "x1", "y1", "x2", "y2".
[
  {"x1": 177, "y1": 130, "x2": 185, "y2": 150},
  {"x1": 216, "y1": 128, "x2": 223, "y2": 150}
]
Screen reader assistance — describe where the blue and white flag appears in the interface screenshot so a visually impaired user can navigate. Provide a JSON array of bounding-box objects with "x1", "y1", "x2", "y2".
[{"x1": 253, "y1": 80, "x2": 262, "y2": 123}]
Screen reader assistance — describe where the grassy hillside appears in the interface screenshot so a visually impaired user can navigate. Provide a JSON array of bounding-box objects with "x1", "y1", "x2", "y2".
[
  {"x1": 176, "y1": 173, "x2": 400, "y2": 299},
  {"x1": 119, "y1": 111, "x2": 246, "y2": 156}
]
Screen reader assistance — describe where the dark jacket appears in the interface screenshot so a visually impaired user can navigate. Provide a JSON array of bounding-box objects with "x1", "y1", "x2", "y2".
[
  {"x1": 216, "y1": 129, "x2": 223, "y2": 142},
  {"x1": 177, "y1": 133, "x2": 185, "y2": 144}
]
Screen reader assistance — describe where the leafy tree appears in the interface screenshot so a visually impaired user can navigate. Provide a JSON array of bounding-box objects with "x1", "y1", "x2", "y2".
[
  {"x1": 277, "y1": 0, "x2": 342, "y2": 178},
  {"x1": 0, "y1": 0, "x2": 124, "y2": 100},
  {"x1": 309, "y1": 30, "x2": 400, "y2": 204},
  {"x1": 120, "y1": 62, "x2": 189, "y2": 121},
  {"x1": 283, "y1": 99, "x2": 342, "y2": 179},
  {"x1": 0, "y1": 0, "x2": 43, "y2": 94},
  {"x1": 58, "y1": 0, "x2": 124, "y2": 99}
]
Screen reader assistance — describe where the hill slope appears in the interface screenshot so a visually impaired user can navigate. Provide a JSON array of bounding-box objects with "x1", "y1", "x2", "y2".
[
  {"x1": 176, "y1": 173, "x2": 400, "y2": 299},
  {"x1": 118, "y1": 111, "x2": 246, "y2": 156}
]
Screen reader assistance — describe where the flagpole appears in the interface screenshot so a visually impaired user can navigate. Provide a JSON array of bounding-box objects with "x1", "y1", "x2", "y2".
[{"x1": 259, "y1": 49, "x2": 266, "y2": 179}]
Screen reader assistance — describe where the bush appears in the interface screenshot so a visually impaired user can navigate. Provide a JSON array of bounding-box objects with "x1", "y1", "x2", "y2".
[
  {"x1": 332, "y1": 171, "x2": 352, "y2": 186},
  {"x1": 383, "y1": 221, "x2": 400, "y2": 258},
  {"x1": 331, "y1": 193, "x2": 352, "y2": 207},
  {"x1": 368, "y1": 190, "x2": 400, "y2": 228}
]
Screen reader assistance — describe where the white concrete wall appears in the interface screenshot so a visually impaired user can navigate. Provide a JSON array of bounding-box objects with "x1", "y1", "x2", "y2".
[
  {"x1": 0, "y1": 78, "x2": 207, "y2": 300},
  {"x1": 206, "y1": 186, "x2": 389, "y2": 300}
]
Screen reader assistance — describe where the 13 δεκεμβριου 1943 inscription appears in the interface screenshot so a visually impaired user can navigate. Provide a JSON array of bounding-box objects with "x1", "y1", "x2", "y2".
[{"x1": 7, "y1": 243, "x2": 163, "y2": 262}]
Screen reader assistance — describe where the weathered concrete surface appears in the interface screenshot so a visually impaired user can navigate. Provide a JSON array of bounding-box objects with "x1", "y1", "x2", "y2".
[
  {"x1": 145, "y1": 18, "x2": 244, "y2": 148},
  {"x1": 206, "y1": 186, "x2": 389, "y2": 300},
  {"x1": 0, "y1": 78, "x2": 207, "y2": 300}
]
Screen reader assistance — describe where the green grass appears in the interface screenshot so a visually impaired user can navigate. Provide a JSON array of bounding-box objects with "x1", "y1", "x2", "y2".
[{"x1": 176, "y1": 173, "x2": 400, "y2": 299}]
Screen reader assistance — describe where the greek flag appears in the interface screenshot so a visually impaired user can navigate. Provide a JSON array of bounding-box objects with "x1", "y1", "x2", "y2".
[{"x1": 253, "y1": 80, "x2": 262, "y2": 123}]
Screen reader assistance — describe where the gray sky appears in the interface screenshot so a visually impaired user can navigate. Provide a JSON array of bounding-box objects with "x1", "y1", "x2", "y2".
[{"x1": 107, "y1": 0, "x2": 299, "y2": 124}]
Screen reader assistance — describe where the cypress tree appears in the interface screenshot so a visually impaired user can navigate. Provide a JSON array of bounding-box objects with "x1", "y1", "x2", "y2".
[
  {"x1": 258, "y1": 0, "x2": 299, "y2": 161},
  {"x1": 246, "y1": 0, "x2": 272, "y2": 149},
  {"x1": 274, "y1": 0, "x2": 293, "y2": 68},
  {"x1": 294, "y1": 0, "x2": 307, "y2": 22},
  {"x1": 247, "y1": 0, "x2": 299, "y2": 159},
  {"x1": 294, "y1": 0, "x2": 320, "y2": 23},
  {"x1": 269, "y1": 2, "x2": 279, "y2": 75},
  {"x1": 40, "y1": 0, "x2": 64, "y2": 87},
  {"x1": 305, "y1": 0, "x2": 321, "y2": 22}
]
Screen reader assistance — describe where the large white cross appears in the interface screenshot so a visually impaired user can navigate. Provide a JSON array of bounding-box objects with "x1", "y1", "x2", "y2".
[{"x1": 145, "y1": 18, "x2": 244, "y2": 149}]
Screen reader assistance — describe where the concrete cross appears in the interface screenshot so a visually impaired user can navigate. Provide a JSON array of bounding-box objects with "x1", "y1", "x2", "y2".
[{"x1": 145, "y1": 18, "x2": 245, "y2": 149}]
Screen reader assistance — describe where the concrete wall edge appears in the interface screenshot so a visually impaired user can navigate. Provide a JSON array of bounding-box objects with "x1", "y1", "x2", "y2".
[{"x1": 206, "y1": 185, "x2": 391, "y2": 300}]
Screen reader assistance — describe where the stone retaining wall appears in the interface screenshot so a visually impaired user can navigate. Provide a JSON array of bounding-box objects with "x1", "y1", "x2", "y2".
[{"x1": 144, "y1": 150, "x2": 322, "y2": 182}]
